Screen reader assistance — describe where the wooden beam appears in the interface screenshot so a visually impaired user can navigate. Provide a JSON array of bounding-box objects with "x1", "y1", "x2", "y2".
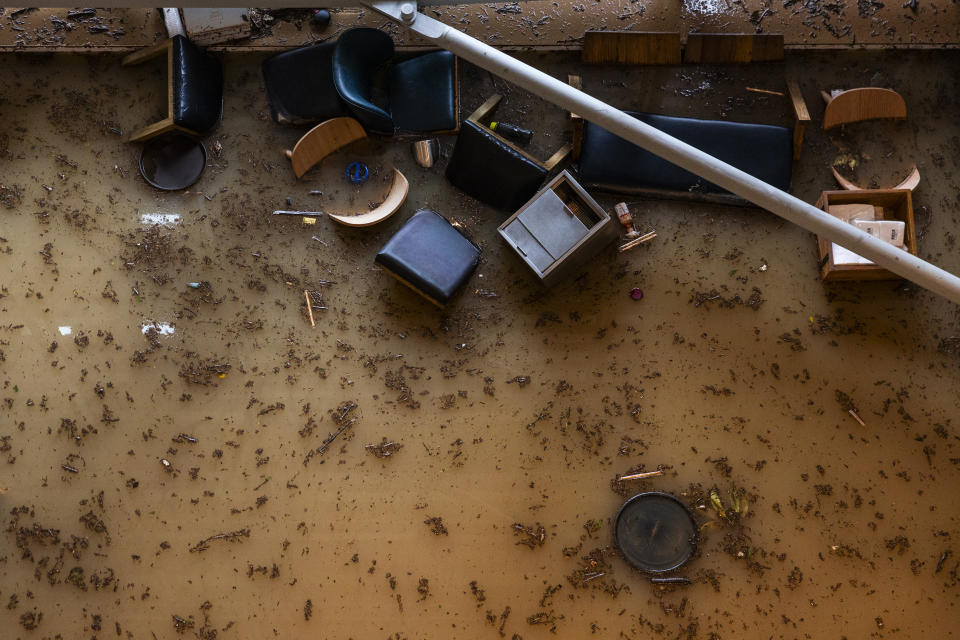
[
  {"x1": 582, "y1": 31, "x2": 681, "y2": 65},
  {"x1": 684, "y1": 33, "x2": 784, "y2": 63}
]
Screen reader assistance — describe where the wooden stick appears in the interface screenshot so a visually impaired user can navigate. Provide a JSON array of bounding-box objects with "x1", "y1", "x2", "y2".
[
  {"x1": 746, "y1": 87, "x2": 785, "y2": 97},
  {"x1": 617, "y1": 469, "x2": 664, "y2": 481},
  {"x1": 305, "y1": 291, "x2": 315, "y2": 327},
  {"x1": 618, "y1": 230, "x2": 657, "y2": 252},
  {"x1": 848, "y1": 409, "x2": 865, "y2": 426}
]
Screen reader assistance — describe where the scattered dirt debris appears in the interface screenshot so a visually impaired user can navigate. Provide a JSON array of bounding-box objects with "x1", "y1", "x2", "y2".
[
  {"x1": 364, "y1": 438, "x2": 402, "y2": 459},
  {"x1": 424, "y1": 516, "x2": 449, "y2": 536},
  {"x1": 512, "y1": 522, "x2": 546, "y2": 549}
]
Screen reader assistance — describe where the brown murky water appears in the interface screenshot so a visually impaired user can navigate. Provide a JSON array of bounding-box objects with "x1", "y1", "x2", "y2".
[{"x1": 1, "y1": 50, "x2": 959, "y2": 639}]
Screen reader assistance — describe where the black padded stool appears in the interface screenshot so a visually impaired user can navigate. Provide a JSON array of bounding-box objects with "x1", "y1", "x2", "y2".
[{"x1": 375, "y1": 210, "x2": 480, "y2": 307}]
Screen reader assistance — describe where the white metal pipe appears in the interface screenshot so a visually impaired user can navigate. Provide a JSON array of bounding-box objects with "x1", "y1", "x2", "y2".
[{"x1": 367, "y1": 2, "x2": 960, "y2": 305}]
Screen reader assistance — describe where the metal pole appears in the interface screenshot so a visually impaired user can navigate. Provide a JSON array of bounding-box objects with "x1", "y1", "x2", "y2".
[{"x1": 367, "y1": 1, "x2": 960, "y2": 305}]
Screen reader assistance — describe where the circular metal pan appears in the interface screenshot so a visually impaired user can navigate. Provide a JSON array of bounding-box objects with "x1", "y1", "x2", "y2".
[
  {"x1": 139, "y1": 134, "x2": 207, "y2": 191},
  {"x1": 614, "y1": 492, "x2": 698, "y2": 573}
]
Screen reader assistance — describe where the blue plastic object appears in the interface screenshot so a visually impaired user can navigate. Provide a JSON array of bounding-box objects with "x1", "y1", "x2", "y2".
[{"x1": 345, "y1": 161, "x2": 370, "y2": 184}]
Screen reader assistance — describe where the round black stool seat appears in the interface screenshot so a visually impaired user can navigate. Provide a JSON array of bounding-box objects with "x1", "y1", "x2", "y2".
[
  {"x1": 615, "y1": 492, "x2": 698, "y2": 573},
  {"x1": 139, "y1": 134, "x2": 206, "y2": 191}
]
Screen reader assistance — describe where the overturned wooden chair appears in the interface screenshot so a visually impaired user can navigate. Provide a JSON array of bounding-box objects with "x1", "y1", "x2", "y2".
[
  {"x1": 122, "y1": 35, "x2": 223, "y2": 143},
  {"x1": 445, "y1": 94, "x2": 571, "y2": 212}
]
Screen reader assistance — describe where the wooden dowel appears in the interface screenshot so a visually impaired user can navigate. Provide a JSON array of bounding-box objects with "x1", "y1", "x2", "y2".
[
  {"x1": 305, "y1": 291, "x2": 315, "y2": 327},
  {"x1": 617, "y1": 469, "x2": 664, "y2": 481},
  {"x1": 746, "y1": 87, "x2": 785, "y2": 97},
  {"x1": 618, "y1": 230, "x2": 657, "y2": 252}
]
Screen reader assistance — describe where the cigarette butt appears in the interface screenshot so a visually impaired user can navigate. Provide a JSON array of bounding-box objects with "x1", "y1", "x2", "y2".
[{"x1": 848, "y1": 409, "x2": 865, "y2": 426}]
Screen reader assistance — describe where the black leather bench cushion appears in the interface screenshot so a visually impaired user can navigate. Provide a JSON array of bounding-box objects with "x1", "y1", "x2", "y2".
[
  {"x1": 261, "y1": 42, "x2": 349, "y2": 125},
  {"x1": 579, "y1": 112, "x2": 793, "y2": 195},
  {"x1": 446, "y1": 120, "x2": 547, "y2": 212},
  {"x1": 172, "y1": 35, "x2": 224, "y2": 134},
  {"x1": 390, "y1": 50, "x2": 458, "y2": 134},
  {"x1": 375, "y1": 209, "x2": 480, "y2": 305}
]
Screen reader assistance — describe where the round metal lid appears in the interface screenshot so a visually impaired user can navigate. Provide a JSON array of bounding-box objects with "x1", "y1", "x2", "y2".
[
  {"x1": 614, "y1": 492, "x2": 698, "y2": 573},
  {"x1": 139, "y1": 134, "x2": 207, "y2": 191}
]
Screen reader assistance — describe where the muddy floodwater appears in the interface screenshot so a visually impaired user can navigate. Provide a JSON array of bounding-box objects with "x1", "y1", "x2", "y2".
[{"x1": 1, "y1": 50, "x2": 959, "y2": 639}]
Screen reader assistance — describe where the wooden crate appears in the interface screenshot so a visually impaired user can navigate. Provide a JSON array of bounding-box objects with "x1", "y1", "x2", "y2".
[
  {"x1": 499, "y1": 171, "x2": 618, "y2": 287},
  {"x1": 815, "y1": 189, "x2": 916, "y2": 282}
]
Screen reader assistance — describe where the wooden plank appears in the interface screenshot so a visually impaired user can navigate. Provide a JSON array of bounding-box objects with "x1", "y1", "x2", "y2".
[
  {"x1": 582, "y1": 31, "x2": 681, "y2": 65},
  {"x1": 787, "y1": 78, "x2": 810, "y2": 161},
  {"x1": 684, "y1": 33, "x2": 784, "y2": 63}
]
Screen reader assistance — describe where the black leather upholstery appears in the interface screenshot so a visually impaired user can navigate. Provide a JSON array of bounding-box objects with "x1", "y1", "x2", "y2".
[
  {"x1": 579, "y1": 111, "x2": 793, "y2": 195},
  {"x1": 389, "y1": 51, "x2": 458, "y2": 134},
  {"x1": 171, "y1": 35, "x2": 223, "y2": 135},
  {"x1": 332, "y1": 28, "x2": 395, "y2": 133},
  {"x1": 261, "y1": 42, "x2": 348, "y2": 125},
  {"x1": 331, "y1": 28, "x2": 458, "y2": 135},
  {"x1": 445, "y1": 120, "x2": 547, "y2": 212},
  {"x1": 375, "y1": 209, "x2": 480, "y2": 305}
]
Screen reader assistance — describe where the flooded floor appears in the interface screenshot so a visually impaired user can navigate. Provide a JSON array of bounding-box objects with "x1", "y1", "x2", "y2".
[{"x1": 1, "y1": 49, "x2": 959, "y2": 638}]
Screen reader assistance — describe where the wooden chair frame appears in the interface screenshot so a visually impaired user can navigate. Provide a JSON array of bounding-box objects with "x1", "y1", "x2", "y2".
[
  {"x1": 122, "y1": 39, "x2": 189, "y2": 143},
  {"x1": 467, "y1": 94, "x2": 571, "y2": 173}
]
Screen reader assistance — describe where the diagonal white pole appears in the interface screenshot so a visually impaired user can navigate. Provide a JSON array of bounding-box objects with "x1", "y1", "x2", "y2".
[{"x1": 366, "y1": 1, "x2": 960, "y2": 305}]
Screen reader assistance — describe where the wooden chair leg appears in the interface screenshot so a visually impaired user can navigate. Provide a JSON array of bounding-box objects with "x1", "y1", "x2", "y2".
[
  {"x1": 543, "y1": 143, "x2": 572, "y2": 171},
  {"x1": 467, "y1": 94, "x2": 502, "y2": 123},
  {"x1": 127, "y1": 117, "x2": 176, "y2": 143},
  {"x1": 122, "y1": 39, "x2": 171, "y2": 66}
]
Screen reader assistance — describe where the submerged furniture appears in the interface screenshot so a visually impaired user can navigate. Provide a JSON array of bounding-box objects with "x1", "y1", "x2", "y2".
[
  {"x1": 284, "y1": 117, "x2": 367, "y2": 179},
  {"x1": 138, "y1": 133, "x2": 207, "y2": 191},
  {"x1": 832, "y1": 165, "x2": 920, "y2": 192},
  {"x1": 333, "y1": 27, "x2": 458, "y2": 135},
  {"x1": 815, "y1": 189, "x2": 916, "y2": 281},
  {"x1": 327, "y1": 169, "x2": 409, "y2": 228},
  {"x1": 446, "y1": 94, "x2": 571, "y2": 211},
  {"x1": 569, "y1": 75, "x2": 807, "y2": 206},
  {"x1": 375, "y1": 209, "x2": 480, "y2": 306},
  {"x1": 262, "y1": 27, "x2": 458, "y2": 135},
  {"x1": 262, "y1": 41, "x2": 348, "y2": 125},
  {"x1": 121, "y1": 35, "x2": 223, "y2": 143},
  {"x1": 498, "y1": 170, "x2": 618, "y2": 287},
  {"x1": 821, "y1": 87, "x2": 906, "y2": 130}
]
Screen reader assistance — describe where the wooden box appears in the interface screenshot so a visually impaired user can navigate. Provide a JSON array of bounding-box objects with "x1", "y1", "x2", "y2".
[
  {"x1": 499, "y1": 171, "x2": 618, "y2": 288},
  {"x1": 815, "y1": 189, "x2": 916, "y2": 282}
]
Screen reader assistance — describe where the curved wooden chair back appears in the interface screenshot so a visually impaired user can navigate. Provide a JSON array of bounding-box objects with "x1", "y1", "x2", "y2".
[
  {"x1": 327, "y1": 168, "x2": 409, "y2": 227},
  {"x1": 831, "y1": 165, "x2": 920, "y2": 192},
  {"x1": 285, "y1": 117, "x2": 367, "y2": 179},
  {"x1": 822, "y1": 88, "x2": 906, "y2": 130}
]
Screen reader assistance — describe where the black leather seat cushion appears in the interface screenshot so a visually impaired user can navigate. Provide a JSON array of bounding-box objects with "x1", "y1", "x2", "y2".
[
  {"x1": 261, "y1": 42, "x2": 349, "y2": 125},
  {"x1": 375, "y1": 209, "x2": 480, "y2": 305},
  {"x1": 579, "y1": 112, "x2": 793, "y2": 195},
  {"x1": 446, "y1": 120, "x2": 547, "y2": 212},
  {"x1": 171, "y1": 35, "x2": 223, "y2": 135},
  {"x1": 390, "y1": 51, "x2": 457, "y2": 133}
]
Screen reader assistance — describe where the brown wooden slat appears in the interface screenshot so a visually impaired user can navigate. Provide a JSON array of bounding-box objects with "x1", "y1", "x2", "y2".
[
  {"x1": 683, "y1": 33, "x2": 784, "y2": 63},
  {"x1": 582, "y1": 31, "x2": 681, "y2": 65}
]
